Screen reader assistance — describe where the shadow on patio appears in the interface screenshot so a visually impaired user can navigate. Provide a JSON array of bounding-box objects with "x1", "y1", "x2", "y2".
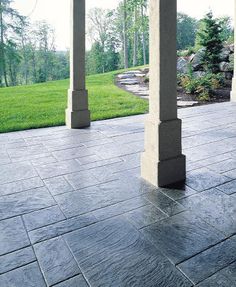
[{"x1": 1, "y1": 102, "x2": 236, "y2": 286}]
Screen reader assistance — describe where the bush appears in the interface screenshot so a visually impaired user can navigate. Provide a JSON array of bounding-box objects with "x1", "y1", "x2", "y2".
[{"x1": 178, "y1": 72, "x2": 224, "y2": 100}]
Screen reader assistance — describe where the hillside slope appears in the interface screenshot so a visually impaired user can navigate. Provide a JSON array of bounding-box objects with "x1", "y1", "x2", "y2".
[{"x1": 0, "y1": 70, "x2": 148, "y2": 133}]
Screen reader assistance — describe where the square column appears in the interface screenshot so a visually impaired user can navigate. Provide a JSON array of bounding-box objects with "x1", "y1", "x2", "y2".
[
  {"x1": 231, "y1": 0, "x2": 236, "y2": 101},
  {"x1": 141, "y1": 0, "x2": 186, "y2": 187},
  {"x1": 66, "y1": 0, "x2": 90, "y2": 128}
]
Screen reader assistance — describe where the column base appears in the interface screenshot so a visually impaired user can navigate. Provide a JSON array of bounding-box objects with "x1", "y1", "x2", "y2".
[
  {"x1": 141, "y1": 116, "x2": 186, "y2": 187},
  {"x1": 231, "y1": 78, "x2": 236, "y2": 102},
  {"x1": 66, "y1": 109, "x2": 90, "y2": 129},
  {"x1": 141, "y1": 153, "x2": 186, "y2": 187}
]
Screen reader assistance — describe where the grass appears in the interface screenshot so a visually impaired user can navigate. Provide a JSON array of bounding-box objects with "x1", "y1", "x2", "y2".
[{"x1": 0, "y1": 69, "x2": 148, "y2": 133}]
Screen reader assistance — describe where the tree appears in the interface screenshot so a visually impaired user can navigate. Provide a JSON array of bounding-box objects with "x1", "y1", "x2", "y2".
[
  {"x1": 197, "y1": 11, "x2": 224, "y2": 73},
  {"x1": 218, "y1": 16, "x2": 233, "y2": 43},
  {"x1": 177, "y1": 13, "x2": 198, "y2": 50},
  {"x1": 0, "y1": 0, "x2": 25, "y2": 86},
  {"x1": 123, "y1": 0, "x2": 129, "y2": 68},
  {"x1": 87, "y1": 8, "x2": 120, "y2": 74}
]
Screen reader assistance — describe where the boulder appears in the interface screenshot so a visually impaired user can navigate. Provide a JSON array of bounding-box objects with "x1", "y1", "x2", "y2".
[
  {"x1": 190, "y1": 48, "x2": 205, "y2": 71},
  {"x1": 135, "y1": 73, "x2": 146, "y2": 77},
  {"x1": 229, "y1": 44, "x2": 234, "y2": 53},
  {"x1": 177, "y1": 57, "x2": 189, "y2": 74},
  {"x1": 219, "y1": 46, "x2": 231, "y2": 61},
  {"x1": 117, "y1": 74, "x2": 135, "y2": 79},
  {"x1": 119, "y1": 79, "x2": 139, "y2": 85},
  {"x1": 124, "y1": 70, "x2": 141, "y2": 75},
  {"x1": 225, "y1": 72, "x2": 233, "y2": 80},
  {"x1": 192, "y1": 71, "x2": 206, "y2": 78},
  {"x1": 219, "y1": 61, "x2": 232, "y2": 72}
]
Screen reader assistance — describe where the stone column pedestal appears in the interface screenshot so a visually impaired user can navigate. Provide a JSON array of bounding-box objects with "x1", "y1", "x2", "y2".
[
  {"x1": 141, "y1": 0, "x2": 186, "y2": 187},
  {"x1": 66, "y1": 0, "x2": 90, "y2": 129}
]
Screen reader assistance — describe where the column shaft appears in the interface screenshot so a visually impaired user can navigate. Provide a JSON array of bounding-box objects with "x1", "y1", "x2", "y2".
[
  {"x1": 66, "y1": 0, "x2": 90, "y2": 128},
  {"x1": 141, "y1": 0, "x2": 186, "y2": 187}
]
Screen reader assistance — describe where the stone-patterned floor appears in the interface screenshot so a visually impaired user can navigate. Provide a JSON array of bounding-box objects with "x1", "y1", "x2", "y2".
[{"x1": 1, "y1": 102, "x2": 236, "y2": 286}]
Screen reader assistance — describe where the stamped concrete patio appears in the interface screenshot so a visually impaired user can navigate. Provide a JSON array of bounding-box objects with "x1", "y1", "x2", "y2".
[{"x1": 1, "y1": 102, "x2": 236, "y2": 286}]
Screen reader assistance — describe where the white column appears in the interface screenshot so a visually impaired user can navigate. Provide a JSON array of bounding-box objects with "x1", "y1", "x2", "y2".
[
  {"x1": 231, "y1": 0, "x2": 236, "y2": 101},
  {"x1": 141, "y1": 0, "x2": 186, "y2": 187},
  {"x1": 66, "y1": 0, "x2": 90, "y2": 128}
]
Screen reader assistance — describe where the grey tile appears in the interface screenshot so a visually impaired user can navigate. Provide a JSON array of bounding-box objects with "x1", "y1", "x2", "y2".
[
  {"x1": 0, "y1": 177, "x2": 44, "y2": 197},
  {"x1": 31, "y1": 155, "x2": 57, "y2": 166},
  {"x1": 23, "y1": 206, "x2": 66, "y2": 231},
  {"x1": 186, "y1": 168, "x2": 231, "y2": 192},
  {"x1": 0, "y1": 262, "x2": 46, "y2": 287},
  {"x1": 89, "y1": 166, "x2": 119, "y2": 183},
  {"x1": 141, "y1": 211, "x2": 224, "y2": 264},
  {"x1": 207, "y1": 159, "x2": 236, "y2": 174},
  {"x1": 197, "y1": 275, "x2": 234, "y2": 287},
  {"x1": 218, "y1": 261, "x2": 236, "y2": 283},
  {"x1": 52, "y1": 146, "x2": 93, "y2": 161},
  {"x1": 200, "y1": 153, "x2": 232, "y2": 167},
  {"x1": 159, "y1": 186, "x2": 197, "y2": 201},
  {"x1": 0, "y1": 157, "x2": 11, "y2": 165},
  {"x1": 0, "y1": 247, "x2": 36, "y2": 274},
  {"x1": 64, "y1": 170, "x2": 100, "y2": 190},
  {"x1": 7, "y1": 145, "x2": 49, "y2": 160},
  {"x1": 178, "y1": 237, "x2": 236, "y2": 284},
  {"x1": 0, "y1": 162, "x2": 37, "y2": 185},
  {"x1": 29, "y1": 213, "x2": 97, "y2": 244},
  {"x1": 64, "y1": 217, "x2": 192, "y2": 287},
  {"x1": 55, "y1": 180, "x2": 148, "y2": 219},
  {"x1": 92, "y1": 196, "x2": 149, "y2": 221},
  {"x1": 76, "y1": 154, "x2": 102, "y2": 165},
  {"x1": 80, "y1": 157, "x2": 122, "y2": 170},
  {"x1": 54, "y1": 275, "x2": 89, "y2": 287},
  {"x1": 35, "y1": 159, "x2": 82, "y2": 179},
  {"x1": 34, "y1": 237, "x2": 80, "y2": 286},
  {"x1": 11, "y1": 152, "x2": 53, "y2": 163},
  {"x1": 83, "y1": 137, "x2": 114, "y2": 147},
  {"x1": 0, "y1": 217, "x2": 30, "y2": 256},
  {"x1": 224, "y1": 168, "x2": 236, "y2": 179},
  {"x1": 0, "y1": 187, "x2": 56, "y2": 220},
  {"x1": 144, "y1": 190, "x2": 186, "y2": 216},
  {"x1": 125, "y1": 204, "x2": 168, "y2": 229},
  {"x1": 217, "y1": 180, "x2": 236, "y2": 195},
  {"x1": 179, "y1": 189, "x2": 236, "y2": 236},
  {"x1": 44, "y1": 176, "x2": 74, "y2": 196}
]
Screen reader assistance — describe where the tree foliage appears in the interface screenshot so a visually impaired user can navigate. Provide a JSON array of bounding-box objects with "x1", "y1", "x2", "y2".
[
  {"x1": 0, "y1": 0, "x2": 69, "y2": 87},
  {"x1": 197, "y1": 11, "x2": 224, "y2": 73},
  {"x1": 177, "y1": 13, "x2": 198, "y2": 50}
]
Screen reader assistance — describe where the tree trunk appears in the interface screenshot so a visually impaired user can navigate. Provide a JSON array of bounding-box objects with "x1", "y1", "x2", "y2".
[
  {"x1": 141, "y1": 5, "x2": 147, "y2": 65},
  {"x1": 0, "y1": 0, "x2": 8, "y2": 87},
  {"x1": 123, "y1": 0, "x2": 128, "y2": 69},
  {"x1": 133, "y1": 6, "x2": 138, "y2": 67}
]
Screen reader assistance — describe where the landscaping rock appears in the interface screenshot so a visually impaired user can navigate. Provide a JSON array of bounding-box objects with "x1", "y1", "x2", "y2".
[
  {"x1": 177, "y1": 101, "x2": 198, "y2": 107},
  {"x1": 225, "y1": 72, "x2": 233, "y2": 80},
  {"x1": 229, "y1": 44, "x2": 234, "y2": 53},
  {"x1": 117, "y1": 74, "x2": 135, "y2": 79},
  {"x1": 219, "y1": 61, "x2": 232, "y2": 72},
  {"x1": 124, "y1": 70, "x2": 141, "y2": 75},
  {"x1": 192, "y1": 71, "x2": 206, "y2": 78},
  {"x1": 177, "y1": 57, "x2": 189, "y2": 74},
  {"x1": 135, "y1": 73, "x2": 146, "y2": 77},
  {"x1": 119, "y1": 79, "x2": 139, "y2": 85},
  {"x1": 219, "y1": 47, "x2": 231, "y2": 62},
  {"x1": 190, "y1": 48, "x2": 205, "y2": 71}
]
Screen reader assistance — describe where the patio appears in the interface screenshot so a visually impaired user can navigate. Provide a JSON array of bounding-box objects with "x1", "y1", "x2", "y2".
[{"x1": 0, "y1": 102, "x2": 236, "y2": 286}]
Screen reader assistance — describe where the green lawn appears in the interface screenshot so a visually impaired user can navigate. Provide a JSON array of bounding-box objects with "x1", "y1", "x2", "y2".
[{"x1": 0, "y1": 69, "x2": 148, "y2": 133}]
